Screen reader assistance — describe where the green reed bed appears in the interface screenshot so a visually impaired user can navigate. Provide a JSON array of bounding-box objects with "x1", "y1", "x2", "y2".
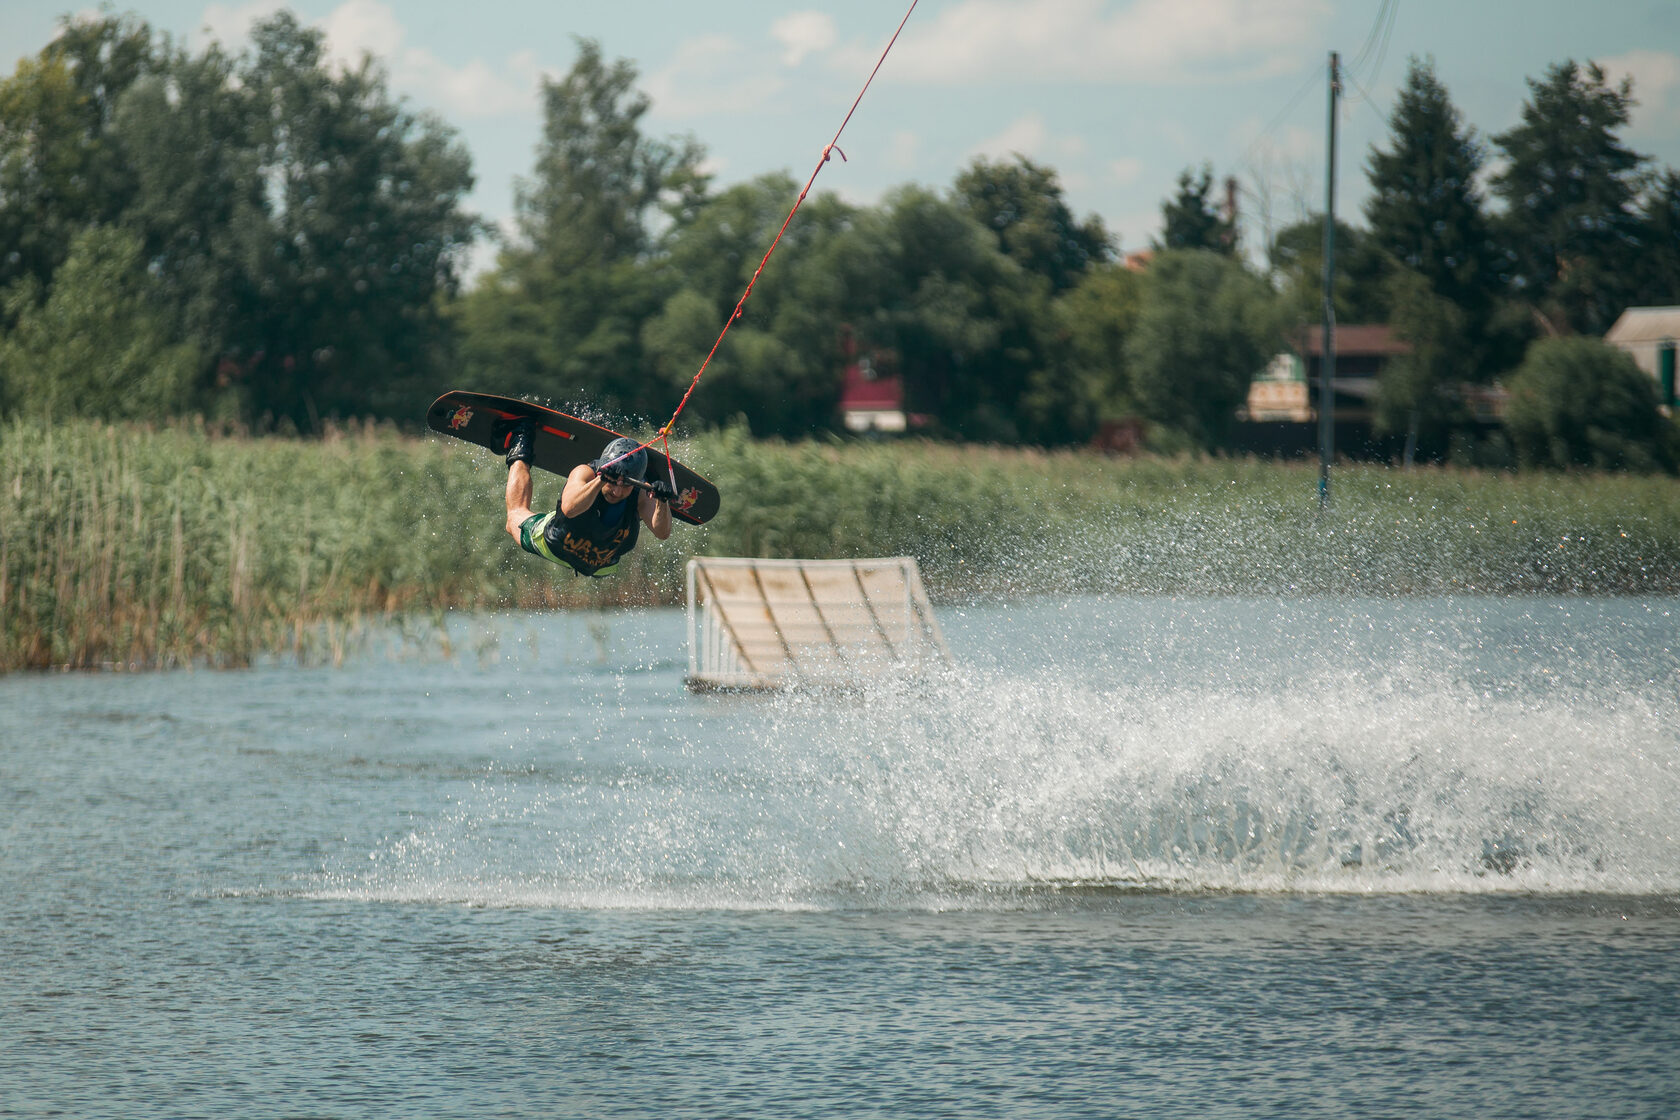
[{"x1": 2, "y1": 417, "x2": 1677, "y2": 671}]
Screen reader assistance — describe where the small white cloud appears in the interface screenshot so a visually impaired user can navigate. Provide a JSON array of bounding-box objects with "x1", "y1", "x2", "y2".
[
  {"x1": 193, "y1": 0, "x2": 286, "y2": 52},
  {"x1": 772, "y1": 11, "x2": 838, "y2": 67},
  {"x1": 323, "y1": 0, "x2": 535, "y2": 118},
  {"x1": 194, "y1": 0, "x2": 536, "y2": 119},
  {"x1": 1109, "y1": 156, "x2": 1143, "y2": 185},
  {"x1": 646, "y1": 34, "x2": 785, "y2": 119},
  {"x1": 320, "y1": 0, "x2": 403, "y2": 66},
  {"x1": 1597, "y1": 49, "x2": 1680, "y2": 139},
  {"x1": 888, "y1": 129, "x2": 921, "y2": 170},
  {"x1": 971, "y1": 114, "x2": 1049, "y2": 160},
  {"x1": 873, "y1": 0, "x2": 1328, "y2": 85},
  {"x1": 968, "y1": 112, "x2": 1086, "y2": 163}
]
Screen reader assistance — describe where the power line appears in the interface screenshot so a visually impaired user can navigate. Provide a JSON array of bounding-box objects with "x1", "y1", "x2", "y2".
[{"x1": 1344, "y1": 0, "x2": 1401, "y2": 100}]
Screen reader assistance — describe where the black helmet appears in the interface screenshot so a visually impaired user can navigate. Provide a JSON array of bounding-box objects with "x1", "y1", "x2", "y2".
[{"x1": 592, "y1": 437, "x2": 647, "y2": 481}]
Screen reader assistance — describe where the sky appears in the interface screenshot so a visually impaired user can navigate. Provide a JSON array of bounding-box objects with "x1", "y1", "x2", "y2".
[{"x1": 5, "y1": 0, "x2": 1679, "y2": 278}]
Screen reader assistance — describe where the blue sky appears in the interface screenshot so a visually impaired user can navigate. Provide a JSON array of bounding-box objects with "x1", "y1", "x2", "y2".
[{"x1": 7, "y1": 1, "x2": 1679, "y2": 277}]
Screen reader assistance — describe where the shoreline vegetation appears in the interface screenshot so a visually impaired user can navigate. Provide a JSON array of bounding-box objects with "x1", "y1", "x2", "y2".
[{"x1": 3, "y1": 417, "x2": 1677, "y2": 672}]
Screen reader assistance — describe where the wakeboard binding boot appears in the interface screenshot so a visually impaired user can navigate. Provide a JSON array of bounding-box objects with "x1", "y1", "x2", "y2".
[{"x1": 495, "y1": 416, "x2": 536, "y2": 466}]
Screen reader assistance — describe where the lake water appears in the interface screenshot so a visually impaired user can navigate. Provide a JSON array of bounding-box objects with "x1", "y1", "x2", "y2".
[{"x1": 2, "y1": 596, "x2": 1677, "y2": 1118}]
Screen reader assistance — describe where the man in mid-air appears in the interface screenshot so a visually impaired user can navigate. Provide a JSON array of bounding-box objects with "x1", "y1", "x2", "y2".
[{"x1": 499, "y1": 419, "x2": 674, "y2": 577}]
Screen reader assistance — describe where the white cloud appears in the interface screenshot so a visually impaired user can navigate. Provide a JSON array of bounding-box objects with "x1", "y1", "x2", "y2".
[
  {"x1": 195, "y1": 1, "x2": 536, "y2": 119},
  {"x1": 193, "y1": 0, "x2": 285, "y2": 52},
  {"x1": 888, "y1": 129, "x2": 921, "y2": 170},
  {"x1": 319, "y1": 0, "x2": 403, "y2": 64},
  {"x1": 772, "y1": 11, "x2": 838, "y2": 67},
  {"x1": 1108, "y1": 156, "x2": 1143, "y2": 185},
  {"x1": 645, "y1": 34, "x2": 785, "y2": 119},
  {"x1": 320, "y1": 0, "x2": 536, "y2": 118},
  {"x1": 868, "y1": 0, "x2": 1328, "y2": 85},
  {"x1": 1597, "y1": 48, "x2": 1680, "y2": 139},
  {"x1": 968, "y1": 112, "x2": 1086, "y2": 162}
]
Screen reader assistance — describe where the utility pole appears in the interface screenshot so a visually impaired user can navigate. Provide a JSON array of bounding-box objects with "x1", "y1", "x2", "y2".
[{"x1": 1318, "y1": 50, "x2": 1340, "y2": 510}]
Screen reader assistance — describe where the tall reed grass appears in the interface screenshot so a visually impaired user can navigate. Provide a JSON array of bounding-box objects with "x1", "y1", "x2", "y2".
[{"x1": 3, "y1": 417, "x2": 1676, "y2": 671}]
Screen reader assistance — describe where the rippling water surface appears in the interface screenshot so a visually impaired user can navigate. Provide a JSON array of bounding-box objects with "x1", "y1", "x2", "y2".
[{"x1": 3, "y1": 596, "x2": 1677, "y2": 1118}]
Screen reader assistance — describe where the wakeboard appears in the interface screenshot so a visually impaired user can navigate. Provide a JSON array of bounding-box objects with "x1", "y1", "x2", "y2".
[{"x1": 425, "y1": 390, "x2": 720, "y2": 525}]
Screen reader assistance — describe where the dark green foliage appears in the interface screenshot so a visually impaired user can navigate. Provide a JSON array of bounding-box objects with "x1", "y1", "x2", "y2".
[
  {"x1": 1503, "y1": 336, "x2": 1679, "y2": 473},
  {"x1": 0, "y1": 226, "x2": 200, "y2": 418},
  {"x1": 1492, "y1": 62, "x2": 1648, "y2": 336},
  {"x1": 644, "y1": 176, "x2": 855, "y2": 437},
  {"x1": 954, "y1": 155, "x2": 1113, "y2": 291},
  {"x1": 456, "y1": 40, "x2": 702, "y2": 420},
  {"x1": 847, "y1": 186, "x2": 1049, "y2": 442},
  {"x1": 224, "y1": 14, "x2": 478, "y2": 428},
  {"x1": 1124, "y1": 250, "x2": 1276, "y2": 446},
  {"x1": 0, "y1": 14, "x2": 158, "y2": 305},
  {"x1": 1047, "y1": 262, "x2": 1145, "y2": 435},
  {"x1": 1156, "y1": 165, "x2": 1237, "y2": 255},
  {"x1": 1375, "y1": 267, "x2": 1467, "y2": 458},
  {"x1": 1270, "y1": 216, "x2": 1394, "y2": 327},
  {"x1": 0, "y1": 11, "x2": 478, "y2": 430},
  {"x1": 1634, "y1": 169, "x2": 1680, "y2": 304},
  {"x1": 1364, "y1": 58, "x2": 1498, "y2": 320}
]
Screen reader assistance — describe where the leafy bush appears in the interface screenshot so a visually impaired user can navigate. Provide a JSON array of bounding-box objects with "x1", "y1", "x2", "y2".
[{"x1": 1503, "y1": 336, "x2": 1680, "y2": 472}]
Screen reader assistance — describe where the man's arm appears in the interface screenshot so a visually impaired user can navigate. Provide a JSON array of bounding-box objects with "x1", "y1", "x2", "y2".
[
  {"x1": 560, "y1": 463, "x2": 607, "y2": 518},
  {"x1": 641, "y1": 486, "x2": 672, "y2": 540}
]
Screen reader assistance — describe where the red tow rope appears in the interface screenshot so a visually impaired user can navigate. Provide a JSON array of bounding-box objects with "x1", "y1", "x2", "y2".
[{"x1": 603, "y1": 0, "x2": 920, "y2": 487}]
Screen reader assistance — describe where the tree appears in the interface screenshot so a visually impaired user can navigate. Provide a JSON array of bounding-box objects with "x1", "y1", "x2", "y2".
[
  {"x1": 0, "y1": 11, "x2": 477, "y2": 428},
  {"x1": 1046, "y1": 262, "x2": 1146, "y2": 437},
  {"x1": 831, "y1": 186, "x2": 1048, "y2": 442},
  {"x1": 1633, "y1": 169, "x2": 1680, "y2": 305},
  {"x1": 1364, "y1": 58, "x2": 1499, "y2": 345},
  {"x1": 1502, "y1": 336, "x2": 1678, "y2": 473},
  {"x1": 1492, "y1": 61, "x2": 1648, "y2": 335},
  {"x1": 458, "y1": 40, "x2": 703, "y2": 420},
  {"x1": 644, "y1": 176, "x2": 856, "y2": 436},
  {"x1": 1156, "y1": 165, "x2": 1237, "y2": 255},
  {"x1": 1269, "y1": 216, "x2": 1392, "y2": 327},
  {"x1": 0, "y1": 226, "x2": 199, "y2": 419},
  {"x1": 0, "y1": 14, "x2": 159, "y2": 310},
  {"x1": 1124, "y1": 250, "x2": 1275, "y2": 446},
  {"x1": 219, "y1": 12, "x2": 477, "y2": 427},
  {"x1": 953, "y1": 155, "x2": 1112, "y2": 292},
  {"x1": 1376, "y1": 267, "x2": 1469, "y2": 463}
]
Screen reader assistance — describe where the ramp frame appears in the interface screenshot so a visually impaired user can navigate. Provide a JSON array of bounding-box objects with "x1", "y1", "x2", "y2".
[{"x1": 685, "y1": 556, "x2": 950, "y2": 691}]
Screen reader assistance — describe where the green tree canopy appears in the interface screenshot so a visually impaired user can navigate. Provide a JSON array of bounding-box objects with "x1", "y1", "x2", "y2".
[
  {"x1": 1634, "y1": 169, "x2": 1680, "y2": 305},
  {"x1": 1047, "y1": 261, "x2": 1145, "y2": 437},
  {"x1": 457, "y1": 40, "x2": 703, "y2": 419},
  {"x1": 0, "y1": 14, "x2": 159, "y2": 310},
  {"x1": 1156, "y1": 165, "x2": 1237, "y2": 255},
  {"x1": 1364, "y1": 57, "x2": 1498, "y2": 324},
  {"x1": 0, "y1": 225, "x2": 199, "y2": 419},
  {"x1": 1503, "y1": 336, "x2": 1678, "y2": 473},
  {"x1": 1492, "y1": 61, "x2": 1648, "y2": 335},
  {"x1": 644, "y1": 175, "x2": 856, "y2": 436},
  {"x1": 0, "y1": 11, "x2": 478, "y2": 429},
  {"x1": 1124, "y1": 250, "x2": 1275, "y2": 446},
  {"x1": 836, "y1": 186, "x2": 1047, "y2": 441},
  {"x1": 1269, "y1": 216, "x2": 1392, "y2": 327},
  {"x1": 953, "y1": 155, "x2": 1112, "y2": 292}
]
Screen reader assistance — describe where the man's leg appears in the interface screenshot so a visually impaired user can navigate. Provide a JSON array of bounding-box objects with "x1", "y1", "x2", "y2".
[
  {"x1": 505, "y1": 461, "x2": 536, "y2": 542},
  {"x1": 498, "y1": 417, "x2": 537, "y2": 543}
]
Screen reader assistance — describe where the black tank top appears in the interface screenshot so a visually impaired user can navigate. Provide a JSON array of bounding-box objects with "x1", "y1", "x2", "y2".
[{"x1": 544, "y1": 492, "x2": 640, "y2": 576}]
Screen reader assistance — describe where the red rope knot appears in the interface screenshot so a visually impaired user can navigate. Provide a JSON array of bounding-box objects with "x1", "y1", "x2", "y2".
[{"x1": 824, "y1": 144, "x2": 848, "y2": 163}]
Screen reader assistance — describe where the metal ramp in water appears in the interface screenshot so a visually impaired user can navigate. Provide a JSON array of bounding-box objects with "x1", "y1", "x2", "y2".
[{"x1": 685, "y1": 556, "x2": 951, "y2": 691}]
